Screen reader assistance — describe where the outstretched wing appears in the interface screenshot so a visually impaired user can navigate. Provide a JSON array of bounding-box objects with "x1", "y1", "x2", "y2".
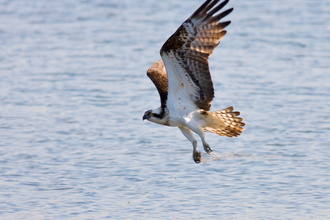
[
  {"x1": 161, "y1": 0, "x2": 233, "y2": 111},
  {"x1": 146, "y1": 59, "x2": 168, "y2": 108}
]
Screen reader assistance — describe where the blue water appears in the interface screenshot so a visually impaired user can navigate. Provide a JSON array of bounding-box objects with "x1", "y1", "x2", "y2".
[{"x1": 0, "y1": 0, "x2": 330, "y2": 219}]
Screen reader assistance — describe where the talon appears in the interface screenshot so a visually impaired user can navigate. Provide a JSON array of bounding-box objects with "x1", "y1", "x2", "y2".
[
  {"x1": 193, "y1": 151, "x2": 201, "y2": 164},
  {"x1": 203, "y1": 144, "x2": 212, "y2": 153},
  {"x1": 194, "y1": 158, "x2": 201, "y2": 163}
]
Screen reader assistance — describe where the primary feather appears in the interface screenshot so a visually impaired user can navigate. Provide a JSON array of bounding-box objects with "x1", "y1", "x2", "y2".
[{"x1": 161, "y1": 0, "x2": 233, "y2": 111}]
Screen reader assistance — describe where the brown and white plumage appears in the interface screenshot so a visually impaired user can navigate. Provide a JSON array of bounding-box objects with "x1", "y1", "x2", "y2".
[
  {"x1": 143, "y1": 0, "x2": 245, "y2": 163},
  {"x1": 146, "y1": 59, "x2": 168, "y2": 109}
]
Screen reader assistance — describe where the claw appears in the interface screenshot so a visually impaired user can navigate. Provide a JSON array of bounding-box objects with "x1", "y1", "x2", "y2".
[
  {"x1": 203, "y1": 143, "x2": 213, "y2": 153},
  {"x1": 194, "y1": 158, "x2": 201, "y2": 163},
  {"x1": 193, "y1": 151, "x2": 201, "y2": 164}
]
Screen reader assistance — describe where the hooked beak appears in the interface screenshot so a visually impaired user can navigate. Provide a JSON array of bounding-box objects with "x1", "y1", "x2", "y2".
[{"x1": 143, "y1": 110, "x2": 152, "y2": 121}]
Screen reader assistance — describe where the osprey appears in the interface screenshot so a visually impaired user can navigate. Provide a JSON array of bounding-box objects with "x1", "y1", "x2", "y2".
[{"x1": 143, "y1": 0, "x2": 245, "y2": 163}]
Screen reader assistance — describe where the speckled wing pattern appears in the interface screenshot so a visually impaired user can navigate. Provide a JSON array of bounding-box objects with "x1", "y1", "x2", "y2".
[
  {"x1": 203, "y1": 106, "x2": 245, "y2": 137},
  {"x1": 146, "y1": 59, "x2": 168, "y2": 109},
  {"x1": 160, "y1": 0, "x2": 233, "y2": 111}
]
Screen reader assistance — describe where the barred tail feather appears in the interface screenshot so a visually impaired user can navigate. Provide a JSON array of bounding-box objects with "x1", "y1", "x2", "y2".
[{"x1": 202, "y1": 106, "x2": 245, "y2": 137}]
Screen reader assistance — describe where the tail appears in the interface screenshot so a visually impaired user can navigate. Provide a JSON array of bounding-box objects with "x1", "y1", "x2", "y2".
[{"x1": 202, "y1": 106, "x2": 245, "y2": 138}]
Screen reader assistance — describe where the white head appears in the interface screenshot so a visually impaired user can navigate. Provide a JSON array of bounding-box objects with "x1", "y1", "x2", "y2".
[{"x1": 142, "y1": 107, "x2": 169, "y2": 125}]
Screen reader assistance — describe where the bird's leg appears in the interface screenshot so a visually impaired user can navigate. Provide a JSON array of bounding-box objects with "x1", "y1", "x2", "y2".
[
  {"x1": 202, "y1": 143, "x2": 212, "y2": 153},
  {"x1": 179, "y1": 127, "x2": 201, "y2": 163},
  {"x1": 185, "y1": 121, "x2": 213, "y2": 154},
  {"x1": 196, "y1": 131, "x2": 212, "y2": 153}
]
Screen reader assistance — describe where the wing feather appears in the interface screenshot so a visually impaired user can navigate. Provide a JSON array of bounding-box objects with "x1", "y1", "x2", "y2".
[
  {"x1": 146, "y1": 59, "x2": 168, "y2": 108},
  {"x1": 160, "y1": 0, "x2": 233, "y2": 111}
]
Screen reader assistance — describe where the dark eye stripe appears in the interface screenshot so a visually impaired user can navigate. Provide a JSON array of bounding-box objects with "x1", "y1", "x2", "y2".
[{"x1": 152, "y1": 113, "x2": 163, "y2": 119}]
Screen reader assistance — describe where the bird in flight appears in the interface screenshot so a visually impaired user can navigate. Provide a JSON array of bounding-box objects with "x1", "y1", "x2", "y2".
[{"x1": 143, "y1": 0, "x2": 245, "y2": 163}]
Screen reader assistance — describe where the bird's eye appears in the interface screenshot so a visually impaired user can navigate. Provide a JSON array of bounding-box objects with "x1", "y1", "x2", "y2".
[{"x1": 149, "y1": 112, "x2": 153, "y2": 116}]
